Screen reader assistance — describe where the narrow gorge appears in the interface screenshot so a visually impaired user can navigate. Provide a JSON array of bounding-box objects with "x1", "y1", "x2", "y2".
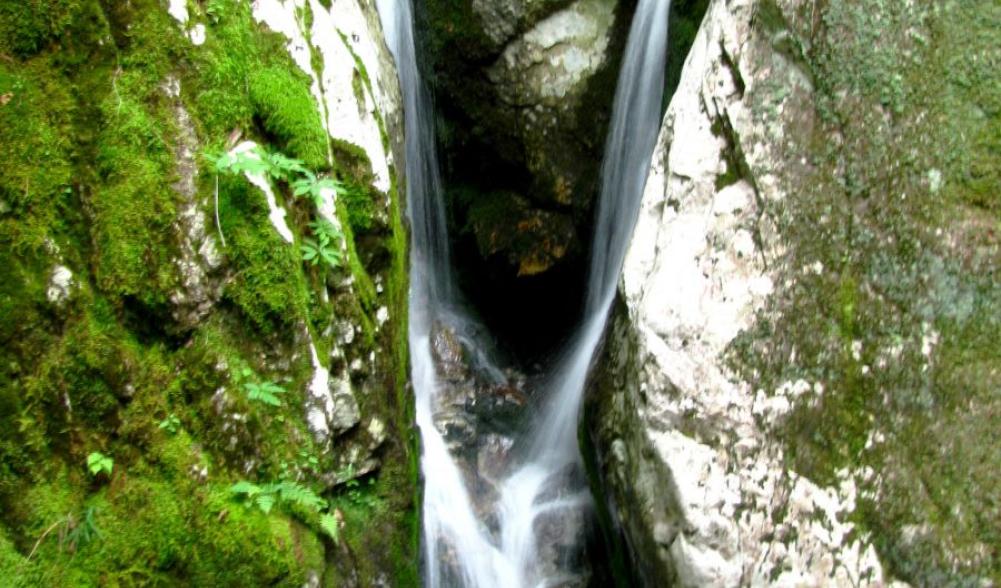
[{"x1": 0, "y1": 1, "x2": 998, "y2": 587}]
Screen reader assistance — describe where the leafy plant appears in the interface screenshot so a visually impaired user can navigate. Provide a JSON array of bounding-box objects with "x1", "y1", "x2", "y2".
[
  {"x1": 243, "y1": 380, "x2": 285, "y2": 407},
  {"x1": 263, "y1": 151, "x2": 307, "y2": 181},
  {"x1": 301, "y1": 218, "x2": 344, "y2": 269},
  {"x1": 209, "y1": 149, "x2": 270, "y2": 177},
  {"x1": 309, "y1": 218, "x2": 342, "y2": 243},
  {"x1": 229, "y1": 480, "x2": 326, "y2": 514},
  {"x1": 86, "y1": 452, "x2": 113, "y2": 477},
  {"x1": 158, "y1": 413, "x2": 181, "y2": 435},
  {"x1": 292, "y1": 171, "x2": 344, "y2": 208},
  {"x1": 301, "y1": 236, "x2": 342, "y2": 269}
]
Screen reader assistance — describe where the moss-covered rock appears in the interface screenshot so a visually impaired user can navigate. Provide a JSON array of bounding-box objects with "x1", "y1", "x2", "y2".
[{"x1": 0, "y1": 0, "x2": 416, "y2": 585}]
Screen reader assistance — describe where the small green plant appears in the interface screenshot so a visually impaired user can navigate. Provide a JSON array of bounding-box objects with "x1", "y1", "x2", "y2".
[
  {"x1": 344, "y1": 476, "x2": 380, "y2": 509},
  {"x1": 301, "y1": 237, "x2": 342, "y2": 268},
  {"x1": 230, "y1": 480, "x2": 325, "y2": 514},
  {"x1": 158, "y1": 414, "x2": 181, "y2": 435},
  {"x1": 65, "y1": 506, "x2": 102, "y2": 552},
  {"x1": 319, "y1": 512, "x2": 340, "y2": 542},
  {"x1": 301, "y1": 218, "x2": 344, "y2": 268},
  {"x1": 243, "y1": 380, "x2": 285, "y2": 407},
  {"x1": 26, "y1": 507, "x2": 103, "y2": 561},
  {"x1": 86, "y1": 452, "x2": 113, "y2": 477},
  {"x1": 263, "y1": 151, "x2": 308, "y2": 181},
  {"x1": 293, "y1": 171, "x2": 344, "y2": 208},
  {"x1": 336, "y1": 464, "x2": 382, "y2": 509},
  {"x1": 309, "y1": 218, "x2": 342, "y2": 243},
  {"x1": 206, "y1": 0, "x2": 226, "y2": 23},
  {"x1": 210, "y1": 149, "x2": 270, "y2": 177}
]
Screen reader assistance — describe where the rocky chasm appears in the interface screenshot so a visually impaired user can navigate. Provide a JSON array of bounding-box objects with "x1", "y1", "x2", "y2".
[{"x1": 0, "y1": 0, "x2": 998, "y2": 586}]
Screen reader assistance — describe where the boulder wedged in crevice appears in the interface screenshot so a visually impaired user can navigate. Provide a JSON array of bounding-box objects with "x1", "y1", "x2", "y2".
[{"x1": 420, "y1": 0, "x2": 638, "y2": 363}]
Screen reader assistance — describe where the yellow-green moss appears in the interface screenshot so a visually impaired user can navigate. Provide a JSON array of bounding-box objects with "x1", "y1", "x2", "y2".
[
  {"x1": 249, "y1": 66, "x2": 330, "y2": 170},
  {"x1": 0, "y1": 0, "x2": 418, "y2": 584}
]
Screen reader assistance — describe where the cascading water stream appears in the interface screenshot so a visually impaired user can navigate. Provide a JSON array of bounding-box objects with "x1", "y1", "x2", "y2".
[
  {"x1": 376, "y1": 0, "x2": 516, "y2": 584},
  {"x1": 494, "y1": 0, "x2": 670, "y2": 583},
  {"x1": 377, "y1": 0, "x2": 669, "y2": 583}
]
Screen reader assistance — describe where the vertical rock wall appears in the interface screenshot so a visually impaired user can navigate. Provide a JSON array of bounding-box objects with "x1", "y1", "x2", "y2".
[
  {"x1": 588, "y1": 0, "x2": 1001, "y2": 585},
  {"x1": 0, "y1": 0, "x2": 418, "y2": 584}
]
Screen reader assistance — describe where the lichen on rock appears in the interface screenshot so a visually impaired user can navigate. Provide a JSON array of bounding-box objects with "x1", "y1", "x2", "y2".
[{"x1": 586, "y1": 0, "x2": 1001, "y2": 585}]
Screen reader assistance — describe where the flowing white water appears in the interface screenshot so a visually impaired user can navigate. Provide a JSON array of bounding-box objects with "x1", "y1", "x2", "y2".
[
  {"x1": 377, "y1": 0, "x2": 514, "y2": 584},
  {"x1": 377, "y1": 0, "x2": 669, "y2": 582},
  {"x1": 494, "y1": 0, "x2": 671, "y2": 582}
]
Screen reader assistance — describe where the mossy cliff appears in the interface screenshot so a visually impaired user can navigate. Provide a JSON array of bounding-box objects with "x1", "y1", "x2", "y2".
[
  {"x1": 586, "y1": 0, "x2": 1000, "y2": 585},
  {"x1": 0, "y1": 0, "x2": 417, "y2": 585}
]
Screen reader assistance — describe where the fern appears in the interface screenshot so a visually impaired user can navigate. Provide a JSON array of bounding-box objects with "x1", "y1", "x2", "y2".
[
  {"x1": 230, "y1": 480, "x2": 326, "y2": 515},
  {"x1": 319, "y1": 512, "x2": 339, "y2": 542},
  {"x1": 255, "y1": 494, "x2": 276, "y2": 514},
  {"x1": 243, "y1": 381, "x2": 284, "y2": 407},
  {"x1": 276, "y1": 481, "x2": 326, "y2": 511},
  {"x1": 230, "y1": 481, "x2": 262, "y2": 497}
]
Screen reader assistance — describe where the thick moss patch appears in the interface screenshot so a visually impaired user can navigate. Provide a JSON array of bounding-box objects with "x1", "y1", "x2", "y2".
[{"x1": 0, "y1": 0, "x2": 416, "y2": 584}]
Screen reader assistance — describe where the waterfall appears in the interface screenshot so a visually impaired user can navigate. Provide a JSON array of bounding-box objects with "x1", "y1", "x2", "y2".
[
  {"x1": 495, "y1": 0, "x2": 671, "y2": 582},
  {"x1": 377, "y1": 0, "x2": 670, "y2": 582},
  {"x1": 377, "y1": 0, "x2": 516, "y2": 584}
]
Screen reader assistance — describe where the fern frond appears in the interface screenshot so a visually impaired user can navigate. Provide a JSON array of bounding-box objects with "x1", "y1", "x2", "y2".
[{"x1": 319, "y1": 512, "x2": 339, "y2": 542}]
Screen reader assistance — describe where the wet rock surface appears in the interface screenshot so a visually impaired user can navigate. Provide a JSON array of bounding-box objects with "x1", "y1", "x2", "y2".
[
  {"x1": 426, "y1": 0, "x2": 631, "y2": 280},
  {"x1": 427, "y1": 321, "x2": 595, "y2": 584}
]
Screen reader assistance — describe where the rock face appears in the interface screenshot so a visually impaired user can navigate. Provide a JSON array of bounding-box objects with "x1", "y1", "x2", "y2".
[
  {"x1": 0, "y1": 0, "x2": 416, "y2": 584},
  {"x1": 587, "y1": 0, "x2": 1001, "y2": 586}
]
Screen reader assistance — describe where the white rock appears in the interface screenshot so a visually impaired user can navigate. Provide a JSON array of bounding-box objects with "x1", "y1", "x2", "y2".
[
  {"x1": 251, "y1": 0, "x2": 398, "y2": 193},
  {"x1": 189, "y1": 23, "x2": 206, "y2": 46},
  {"x1": 168, "y1": 0, "x2": 188, "y2": 25},
  {"x1": 229, "y1": 141, "x2": 295, "y2": 244},
  {"x1": 590, "y1": 0, "x2": 903, "y2": 584},
  {"x1": 46, "y1": 265, "x2": 74, "y2": 304}
]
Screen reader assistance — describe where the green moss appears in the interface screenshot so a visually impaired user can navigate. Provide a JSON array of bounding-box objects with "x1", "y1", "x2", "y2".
[
  {"x1": 249, "y1": 66, "x2": 330, "y2": 170},
  {"x1": 90, "y1": 91, "x2": 179, "y2": 308},
  {"x1": 218, "y1": 177, "x2": 310, "y2": 335},
  {"x1": 0, "y1": 0, "x2": 418, "y2": 583},
  {"x1": 0, "y1": 0, "x2": 88, "y2": 58}
]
